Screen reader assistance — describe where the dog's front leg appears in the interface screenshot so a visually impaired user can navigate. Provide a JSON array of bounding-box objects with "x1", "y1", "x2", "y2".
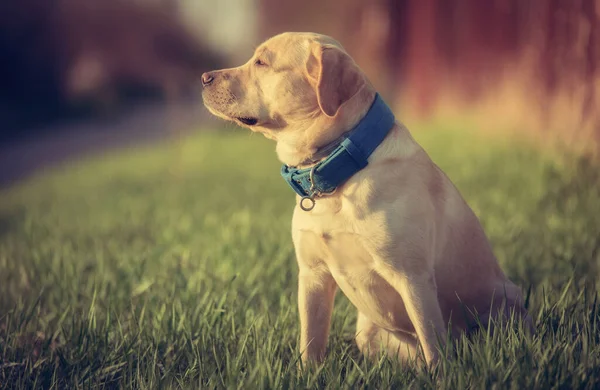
[
  {"x1": 398, "y1": 272, "x2": 447, "y2": 365},
  {"x1": 381, "y1": 267, "x2": 447, "y2": 366},
  {"x1": 297, "y1": 264, "x2": 337, "y2": 364}
]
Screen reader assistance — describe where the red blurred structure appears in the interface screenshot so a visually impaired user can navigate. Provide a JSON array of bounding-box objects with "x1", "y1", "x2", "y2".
[{"x1": 260, "y1": 0, "x2": 599, "y2": 142}]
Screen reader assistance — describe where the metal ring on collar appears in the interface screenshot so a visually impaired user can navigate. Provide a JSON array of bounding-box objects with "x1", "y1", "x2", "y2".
[{"x1": 300, "y1": 196, "x2": 316, "y2": 211}]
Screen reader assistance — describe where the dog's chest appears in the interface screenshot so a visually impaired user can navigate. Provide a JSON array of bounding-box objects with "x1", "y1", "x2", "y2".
[{"x1": 295, "y1": 211, "x2": 414, "y2": 334}]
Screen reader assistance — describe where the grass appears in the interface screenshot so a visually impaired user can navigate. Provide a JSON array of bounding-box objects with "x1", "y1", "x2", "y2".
[{"x1": 0, "y1": 123, "x2": 599, "y2": 389}]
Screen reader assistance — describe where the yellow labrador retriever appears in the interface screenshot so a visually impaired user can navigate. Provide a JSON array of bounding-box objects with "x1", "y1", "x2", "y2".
[{"x1": 201, "y1": 32, "x2": 532, "y2": 367}]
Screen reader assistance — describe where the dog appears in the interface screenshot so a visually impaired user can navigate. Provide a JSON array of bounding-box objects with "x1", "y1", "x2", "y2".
[{"x1": 201, "y1": 32, "x2": 533, "y2": 367}]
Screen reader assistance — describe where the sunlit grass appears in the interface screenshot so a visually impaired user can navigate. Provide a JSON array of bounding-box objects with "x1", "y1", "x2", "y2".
[{"x1": 0, "y1": 125, "x2": 599, "y2": 388}]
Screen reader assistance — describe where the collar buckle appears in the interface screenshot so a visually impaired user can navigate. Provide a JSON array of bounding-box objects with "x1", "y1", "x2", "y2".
[{"x1": 299, "y1": 165, "x2": 336, "y2": 212}]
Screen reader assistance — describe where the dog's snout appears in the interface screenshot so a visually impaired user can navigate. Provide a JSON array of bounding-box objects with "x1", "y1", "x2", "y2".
[{"x1": 201, "y1": 72, "x2": 214, "y2": 87}]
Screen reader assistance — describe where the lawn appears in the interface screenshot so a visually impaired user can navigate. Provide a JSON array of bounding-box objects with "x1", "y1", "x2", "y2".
[{"x1": 0, "y1": 123, "x2": 599, "y2": 389}]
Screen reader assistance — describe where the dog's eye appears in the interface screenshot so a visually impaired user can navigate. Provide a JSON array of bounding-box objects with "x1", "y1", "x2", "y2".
[{"x1": 254, "y1": 58, "x2": 267, "y2": 67}]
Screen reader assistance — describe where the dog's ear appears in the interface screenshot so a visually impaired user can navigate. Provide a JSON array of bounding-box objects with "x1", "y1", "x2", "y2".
[{"x1": 306, "y1": 43, "x2": 365, "y2": 117}]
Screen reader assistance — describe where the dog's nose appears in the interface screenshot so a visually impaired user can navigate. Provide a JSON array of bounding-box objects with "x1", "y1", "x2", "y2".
[{"x1": 201, "y1": 72, "x2": 214, "y2": 87}]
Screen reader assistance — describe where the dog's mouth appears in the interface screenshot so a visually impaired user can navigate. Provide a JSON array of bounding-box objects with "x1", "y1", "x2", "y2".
[{"x1": 236, "y1": 117, "x2": 258, "y2": 126}]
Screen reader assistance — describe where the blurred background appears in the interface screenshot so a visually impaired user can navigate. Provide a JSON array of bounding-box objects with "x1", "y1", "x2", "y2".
[{"x1": 0, "y1": 0, "x2": 598, "y2": 187}]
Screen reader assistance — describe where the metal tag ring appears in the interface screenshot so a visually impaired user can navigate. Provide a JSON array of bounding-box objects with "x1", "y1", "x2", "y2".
[{"x1": 300, "y1": 196, "x2": 316, "y2": 211}]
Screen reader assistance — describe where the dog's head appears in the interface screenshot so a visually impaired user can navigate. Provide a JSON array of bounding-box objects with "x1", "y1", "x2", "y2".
[{"x1": 201, "y1": 32, "x2": 375, "y2": 166}]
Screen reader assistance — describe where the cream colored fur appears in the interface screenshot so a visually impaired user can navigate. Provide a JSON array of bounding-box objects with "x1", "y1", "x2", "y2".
[{"x1": 202, "y1": 32, "x2": 532, "y2": 367}]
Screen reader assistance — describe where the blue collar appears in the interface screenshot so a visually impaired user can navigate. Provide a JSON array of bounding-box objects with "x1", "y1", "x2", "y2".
[{"x1": 280, "y1": 94, "x2": 395, "y2": 210}]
